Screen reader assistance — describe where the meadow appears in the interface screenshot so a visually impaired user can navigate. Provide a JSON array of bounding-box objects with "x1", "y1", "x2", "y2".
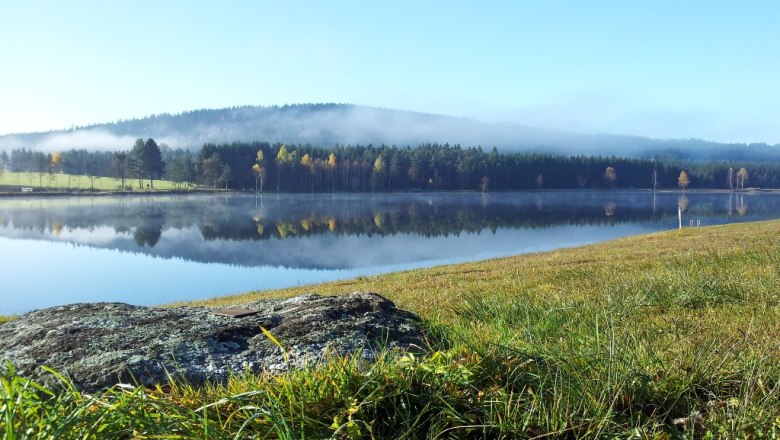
[
  {"x1": 0, "y1": 171, "x2": 181, "y2": 191},
  {"x1": 2, "y1": 220, "x2": 780, "y2": 438}
]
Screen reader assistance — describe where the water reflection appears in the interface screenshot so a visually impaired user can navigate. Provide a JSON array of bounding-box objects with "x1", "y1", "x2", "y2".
[
  {"x1": 737, "y1": 194, "x2": 748, "y2": 216},
  {"x1": 2, "y1": 191, "x2": 780, "y2": 313},
  {"x1": 677, "y1": 195, "x2": 689, "y2": 212},
  {"x1": 0, "y1": 192, "x2": 778, "y2": 265}
]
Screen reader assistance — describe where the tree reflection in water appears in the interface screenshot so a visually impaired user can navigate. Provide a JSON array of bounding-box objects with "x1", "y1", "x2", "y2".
[{"x1": 0, "y1": 191, "x2": 776, "y2": 266}]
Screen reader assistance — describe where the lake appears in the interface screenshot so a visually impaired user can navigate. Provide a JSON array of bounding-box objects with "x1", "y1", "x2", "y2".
[{"x1": 1, "y1": 190, "x2": 778, "y2": 314}]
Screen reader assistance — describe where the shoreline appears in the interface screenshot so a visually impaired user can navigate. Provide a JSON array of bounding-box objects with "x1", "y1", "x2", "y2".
[
  {"x1": 0, "y1": 187, "x2": 777, "y2": 198},
  {"x1": 0, "y1": 188, "x2": 223, "y2": 198}
]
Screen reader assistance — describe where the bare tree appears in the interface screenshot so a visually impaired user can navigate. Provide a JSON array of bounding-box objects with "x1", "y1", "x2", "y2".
[
  {"x1": 727, "y1": 167, "x2": 734, "y2": 190},
  {"x1": 480, "y1": 175, "x2": 489, "y2": 193},
  {"x1": 651, "y1": 158, "x2": 658, "y2": 191}
]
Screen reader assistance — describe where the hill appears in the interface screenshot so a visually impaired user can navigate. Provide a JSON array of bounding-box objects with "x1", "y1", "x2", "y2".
[{"x1": 1, "y1": 103, "x2": 779, "y2": 162}]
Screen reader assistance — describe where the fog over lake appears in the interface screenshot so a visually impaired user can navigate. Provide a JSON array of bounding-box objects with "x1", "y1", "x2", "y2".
[{"x1": 1, "y1": 191, "x2": 778, "y2": 314}]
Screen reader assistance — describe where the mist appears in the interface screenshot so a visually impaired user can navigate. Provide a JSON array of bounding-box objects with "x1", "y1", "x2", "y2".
[
  {"x1": 0, "y1": 128, "x2": 187, "y2": 153},
  {"x1": 0, "y1": 104, "x2": 778, "y2": 161}
]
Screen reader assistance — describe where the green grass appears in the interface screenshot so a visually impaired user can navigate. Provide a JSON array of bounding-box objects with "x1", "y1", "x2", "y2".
[
  {"x1": 0, "y1": 171, "x2": 182, "y2": 191},
  {"x1": 4, "y1": 220, "x2": 780, "y2": 438}
]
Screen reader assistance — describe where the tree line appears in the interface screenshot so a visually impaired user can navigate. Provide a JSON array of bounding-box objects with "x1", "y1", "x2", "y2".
[
  {"x1": 3, "y1": 140, "x2": 779, "y2": 191},
  {"x1": 5, "y1": 139, "x2": 167, "y2": 189}
]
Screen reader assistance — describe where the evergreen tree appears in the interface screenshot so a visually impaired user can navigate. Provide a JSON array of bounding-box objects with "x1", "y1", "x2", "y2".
[{"x1": 140, "y1": 138, "x2": 165, "y2": 188}]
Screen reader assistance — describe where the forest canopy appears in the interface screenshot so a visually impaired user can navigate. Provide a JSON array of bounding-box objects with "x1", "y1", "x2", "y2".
[{"x1": 4, "y1": 140, "x2": 779, "y2": 191}]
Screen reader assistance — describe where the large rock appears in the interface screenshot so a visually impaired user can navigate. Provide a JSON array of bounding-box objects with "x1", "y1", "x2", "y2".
[{"x1": 0, "y1": 292, "x2": 423, "y2": 391}]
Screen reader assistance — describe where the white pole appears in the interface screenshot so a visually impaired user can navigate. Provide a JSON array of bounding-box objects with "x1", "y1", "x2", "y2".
[{"x1": 678, "y1": 206, "x2": 682, "y2": 229}]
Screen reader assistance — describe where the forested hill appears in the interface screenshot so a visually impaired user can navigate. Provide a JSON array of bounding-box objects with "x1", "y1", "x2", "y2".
[{"x1": 1, "y1": 103, "x2": 779, "y2": 162}]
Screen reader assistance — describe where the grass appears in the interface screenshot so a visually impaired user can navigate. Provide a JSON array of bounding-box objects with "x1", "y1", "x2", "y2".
[
  {"x1": 4, "y1": 220, "x2": 780, "y2": 438},
  {"x1": 0, "y1": 171, "x2": 181, "y2": 191}
]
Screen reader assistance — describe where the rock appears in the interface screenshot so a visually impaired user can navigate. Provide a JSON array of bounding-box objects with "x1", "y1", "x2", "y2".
[{"x1": 0, "y1": 292, "x2": 423, "y2": 392}]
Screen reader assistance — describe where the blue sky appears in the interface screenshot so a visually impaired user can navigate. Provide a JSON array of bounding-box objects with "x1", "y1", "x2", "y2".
[{"x1": 1, "y1": 1, "x2": 779, "y2": 143}]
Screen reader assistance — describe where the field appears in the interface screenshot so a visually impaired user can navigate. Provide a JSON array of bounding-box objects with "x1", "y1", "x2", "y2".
[
  {"x1": 0, "y1": 171, "x2": 181, "y2": 191},
  {"x1": 3, "y1": 220, "x2": 780, "y2": 438}
]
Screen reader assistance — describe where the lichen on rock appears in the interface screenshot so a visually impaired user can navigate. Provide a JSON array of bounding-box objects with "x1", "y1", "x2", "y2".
[{"x1": 0, "y1": 292, "x2": 423, "y2": 391}]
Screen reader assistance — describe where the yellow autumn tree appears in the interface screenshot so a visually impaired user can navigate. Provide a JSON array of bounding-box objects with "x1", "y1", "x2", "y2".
[
  {"x1": 251, "y1": 163, "x2": 264, "y2": 192},
  {"x1": 51, "y1": 151, "x2": 62, "y2": 171},
  {"x1": 300, "y1": 154, "x2": 315, "y2": 191},
  {"x1": 328, "y1": 152, "x2": 337, "y2": 192},
  {"x1": 275, "y1": 145, "x2": 297, "y2": 191},
  {"x1": 678, "y1": 170, "x2": 690, "y2": 191},
  {"x1": 253, "y1": 149, "x2": 266, "y2": 192},
  {"x1": 737, "y1": 167, "x2": 749, "y2": 190},
  {"x1": 49, "y1": 151, "x2": 62, "y2": 187},
  {"x1": 372, "y1": 156, "x2": 385, "y2": 192}
]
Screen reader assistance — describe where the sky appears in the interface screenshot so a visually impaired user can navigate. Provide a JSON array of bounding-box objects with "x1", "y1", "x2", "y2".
[{"x1": 1, "y1": 1, "x2": 779, "y2": 143}]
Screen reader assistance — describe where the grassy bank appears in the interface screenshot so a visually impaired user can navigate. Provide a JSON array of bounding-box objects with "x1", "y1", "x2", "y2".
[
  {"x1": 0, "y1": 171, "x2": 181, "y2": 191},
  {"x1": 3, "y1": 220, "x2": 780, "y2": 438}
]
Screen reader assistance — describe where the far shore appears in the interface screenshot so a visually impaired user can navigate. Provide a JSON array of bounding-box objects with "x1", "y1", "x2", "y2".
[
  {"x1": 1, "y1": 186, "x2": 777, "y2": 198},
  {"x1": 0, "y1": 187, "x2": 223, "y2": 198}
]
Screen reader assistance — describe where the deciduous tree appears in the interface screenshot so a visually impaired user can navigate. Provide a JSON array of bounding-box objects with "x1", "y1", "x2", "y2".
[
  {"x1": 678, "y1": 170, "x2": 690, "y2": 191},
  {"x1": 111, "y1": 152, "x2": 129, "y2": 188},
  {"x1": 275, "y1": 145, "x2": 297, "y2": 191},
  {"x1": 253, "y1": 149, "x2": 266, "y2": 192},
  {"x1": 219, "y1": 165, "x2": 232, "y2": 189},
  {"x1": 130, "y1": 139, "x2": 145, "y2": 188},
  {"x1": 737, "y1": 167, "x2": 749, "y2": 189},
  {"x1": 50, "y1": 151, "x2": 62, "y2": 187},
  {"x1": 32, "y1": 152, "x2": 49, "y2": 187},
  {"x1": 200, "y1": 154, "x2": 223, "y2": 188},
  {"x1": 372, "y1": 156, "x2": 385, "y2": 192},
  {"x1": 651, "y1": 158, "x2": 658, "y2": 191},
  {"x1": 327, "y1": 152, "x2": 337, "y2": 192},
  {"x1": 604, "y1": 167, "x2": 617, "y2": 188},
  {"x1": 727, "y1": 167, "x2": 734, "y2": 190},
  {"x1": 0, "y1": 151, "x2": 9, "y2": 171},
  {"x1": 300, "y1": 153, "x2": 314, "y2": 192},
  {"x1": 169, "y1": 155, "x2": 195, "y2": 189}
]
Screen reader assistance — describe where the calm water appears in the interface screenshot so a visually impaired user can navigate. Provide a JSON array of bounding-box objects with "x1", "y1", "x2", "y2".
[{"x1": 1, "y1": 191, "x2": 778, "y2": 314}]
